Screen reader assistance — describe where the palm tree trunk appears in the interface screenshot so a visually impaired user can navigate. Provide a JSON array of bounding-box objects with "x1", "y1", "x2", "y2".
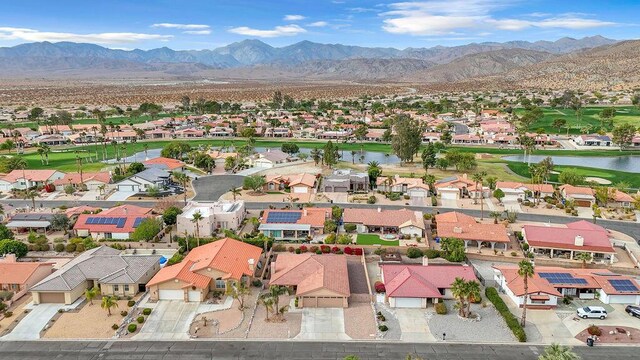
[
  {"x1": 480, "y1": 192, "x2": 484, "y2": 220},
  {"x1": 521, "y1": 278, "x2": 528, "y2": 327}
]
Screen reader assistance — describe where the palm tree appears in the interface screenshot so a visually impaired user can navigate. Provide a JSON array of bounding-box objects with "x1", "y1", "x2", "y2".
[
  {"x1": 450, "y1": 277, "x2": 468, "y2": 317},
  {"x1": 230, "y1": 187, "x2": 242, "y2": 201},
  {"x1": 226, "y1": 280, "x2": 251, "y2": 310},
  {"x1": 310, "y1": 148, "x2": 322, "y2": 166},
  {"x1": 41, "y1": 144, "x2": 50, "y2": 165},
  {"x1": 259, "y1": 293, "x2": 275, "y2": 321},
  {"x1": 538, "y1": 343, "x2": 580, "y2": 360},
  {"x1": 85, "y1": 287, "x2": 99, "y2": 305},
  {"x1": 465, "y1": 280, "x2": 481, "y2": 317},
  {"x1": 143, "y1": 143, "x2": 149, "y2": 160},
  {"x1": 191, "y1": 210, "x2": 203, "y2": 247},
  {"x1": 101, "y1": 295, "x2": 118, "y2": 316},
  {"x1": 75, "y1": 152, "x2": 84, "y2": 185},
  {"x1": 24, "y1": 189, "x2": 39, "y2": 209},
  {"x1": 385, "y1": 175, "x2": 395, "y2": 195},
  {"x1": 472, "y1": 171, "x2": 487, "y2": 219},
  {"x1": 173, "y1": 172, "x2": 190, "y2": 205},
  {"x1": 422, "y1": 174, "x2": 436, "y2": 196},
  {"x1": 518, "y1": 259, "x2": 535, "y2": 327},
  {"x1": 575, "y1": 252, "x2": 592, "y2": 269},
  {"x1": 36, "y1": 146, "x2": 45, "y2": 165},
  {"x1": 351, "y1": 150, "x2": 357, "y2": 164},
  {"x1": 91, "y1": 126, "x2": 100, "y2": 161},
  {"x1": 266, "y1": 285, "x2": 290, "y2": 320},
  {"x1": 489, "y1": 211, "x2": 502, "y2": 224}
]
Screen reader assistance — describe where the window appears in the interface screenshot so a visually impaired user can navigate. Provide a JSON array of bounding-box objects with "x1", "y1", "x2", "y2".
[
  {"x1": 104, "y1": 233, "x2": 113, "y2": 239},
  {"x1": 215, "y1": 279, "x2": 225, "y2": 289},
  {"x1": 113, "y1": 285, "x2": 119, "y2": 292},
  {"x1": 124, "y1": 285, "x2": 129, "y2": 292}
]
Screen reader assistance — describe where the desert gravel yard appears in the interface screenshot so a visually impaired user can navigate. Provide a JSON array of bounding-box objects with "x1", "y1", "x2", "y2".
[
  {"x1": 427, "y1": 301, "x2": 516, "y2": 343},
  {"x1": 43, "y1": 298, "x2": 129, "y2": 339},
  {"x1": 373, "y1": 304, "x2": 401, "y2": 340},
  {"x1": 344, "y1": 303, "x2": 377, "y2": 340},
  {"x1": 248, "y1": 295, "x2": 301, "y2": 339}
]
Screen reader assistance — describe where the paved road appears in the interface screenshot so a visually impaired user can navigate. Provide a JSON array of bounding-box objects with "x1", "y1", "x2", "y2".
[
  {"x1": 0, "y1": 340, "x2": 637, "y2": 359},
  {"x1": 1, "y1": 198, "x2": 638, "y2": 240},
  {"x1": 186, "y1": 174, "x2": 244, "y2": 201}
]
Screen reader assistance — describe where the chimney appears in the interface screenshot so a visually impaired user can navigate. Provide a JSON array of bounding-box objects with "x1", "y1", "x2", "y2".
[
  {"x1": 124, "y1": 207, "x2": 127, "y2": 215},
  {"x1": 462, "y1": 173, "x2": 468, "y2": 179},
  {"x1": 377, "y1": 207, "x2": 382, "y2": 213},
  {"x1": 303, "y1": 208, "x2": 308, "y2": 216},
  {"x1": 574, "y1": 235, "x2": 584, "y2": 247},
  {"x1": 453, "y1": 226, "x2": 463, "y2": 234},
  {"x1": 422, "y1": 256, "x2": 429, "y2": 266},
  {"x1": 248, "y1": 258, "x2": 255, "y2": 271}
]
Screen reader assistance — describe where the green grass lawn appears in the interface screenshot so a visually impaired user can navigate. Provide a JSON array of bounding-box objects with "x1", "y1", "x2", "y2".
[
  {"x1": 356, "y1": 233, "x2": 399, "y2": 246},
  {"x1": 515, "y1": 106, "x2": 640, "y2": 134},
  {"x1": 506, "y1": 162, "x2": 640, "y2": 188}
]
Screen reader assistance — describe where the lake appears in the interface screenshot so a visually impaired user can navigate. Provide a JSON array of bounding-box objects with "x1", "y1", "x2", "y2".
[{"x1": 502, "y1": 154, "x2": 640, "y2": 173}]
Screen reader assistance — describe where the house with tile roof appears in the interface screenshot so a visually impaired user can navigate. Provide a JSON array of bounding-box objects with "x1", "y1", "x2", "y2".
[
  {"x1": 143, "y1": 157, "x2": 185, "y2": 171},
  {"x1": 147, "y1": 238, "x2": 262, "y2": 302},
  {"x1": 30, "y1": 246, "x2": 161, "y2": 304},
  {"x1": 73, "y1": 205, "x2": 155, "y2": 240},
  {"x1": 249, "y1": 149, "x2": 292, "y2": 168},
  {"x1": 493, "y1": 265, "x2": 640, "y2": 308},
  {"x1": 259, "y1": 208, "x2": 332, "y2": 240},
  {"x1": 264, "y1": 173, "x2": 317, "y2": 194},
  {"x1": 381, "y1": 262, "x2": 477, "y2": 308},
  {"x1": 321, "y1": 169, "x2": 369, "y2": 193},
  {"x1": 559, "y1": 185, "x2": 596, "y2": 207},
  {"x1": 0, "y1": 254, "x2": 54, "y2": 302},
  {"x1": 434, "y1": 174, "x2": 485, "y2": 200},
  {"x1": 522, "y1": 220, "x2": 616, "y2": 264},
  {"x1": 269, "y1": 253, "x2": 350, "y2": 308},
  {"x1": 435, "y1": 212, "x2": 511, "y2": 251},
  {"x1": 343, "y1": 208, "x2": 425, "y2": 238},
  {"x1": 0, "y1": 169, "x2": 65, "y2": 191},
  {"x1": 495, "y1": 181, "x2": 555, "y2": 202},
  {"x1": 53, "y1": 172, "x2": 112, "y2": 192}
]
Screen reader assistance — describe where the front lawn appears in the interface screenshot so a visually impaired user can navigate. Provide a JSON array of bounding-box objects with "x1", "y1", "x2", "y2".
[{"x1": 356, "y1": 234, "x2": 399, "y2": 246}]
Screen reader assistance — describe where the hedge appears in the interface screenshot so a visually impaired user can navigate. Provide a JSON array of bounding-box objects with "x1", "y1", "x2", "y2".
[
  {"x1": 485, "y1": 287, "x2": 526, "y2": 342},
  {"x1": 435, "y1": 302, "x2": 447, "y2": 315},
  {"x1": 127, "y1": 323, "x2": 137, "y2": 333}
]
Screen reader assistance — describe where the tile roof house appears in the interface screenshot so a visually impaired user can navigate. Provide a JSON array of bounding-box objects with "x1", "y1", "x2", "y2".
[
  {"x1": 0, "y1": 254, "x2": 54, "y2": 302},
  {"x1": 250, "y1": 149, "x2": 291, "y2": 168},
  {"x1": 0, "y1": 169, "x2": 65, "y2": 191},
  {"x1": 143, "y1": 157, "x2": 185, "y2": 171},
  {"x1": 495, "y1": 181, "x2": 555, "y2": 201},
  {"x1": 30, "y1": 246, "x2": 161, "y2": 304},
  {"x1": 321, "y1": 169, "x2": 369, "y2": 193},
  {"x1": 376, "y1": 175, "x2": 431, "y2": 195},
  {"x1": 259, "y1": 208, "x2": 332, "y2": 240},
  {"x1": 522, "y1": 220, "x2": 616, "y2": 264},
  {"x1": 343, "y1": 208, "x2": 425, "y2": 238},
  {"x1": 493, "y1": 265, "x2": 640, "y2": 308},
  {"x1": 264, "y1": 173, "x2": 317, "y2": 194},
  {"x1": 434, "y1": 174, "x2": 478, "y2": 200},
  {"x1": 147, "y1": 238, "x2": 262, "y2": 302},
  {"x1": 381, "y1": 262, "x2": 477, "y2": 308},
  {"x1": 559, "y1": 185, "x2": 596, "y2": 207},
  {"x1": 435, "y1": 212, "x2": 510, "y2": 251},
  {"x1": 269, "y1": 253, "x2": 350, "y2": 308},
  {"x1": 53, "y1": 172, "x2": 112, "y2": 192},
  {"x1": 73, "y1": 205, "x2": 155, "y2": 240}
]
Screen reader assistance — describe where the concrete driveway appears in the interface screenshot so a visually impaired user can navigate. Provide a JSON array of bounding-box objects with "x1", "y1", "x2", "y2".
[
  {"x1": 1, "y1": 304, "x2": 64, "y2": 340},
  {"x1": 133, "y1": 301, "x2": 199, "y2": 340},
  {"x1": 192, "y1": 175, "x2": 245, "y2": 201},
  {"x1": 107, "y1": 191, "x2": 136, "y2": 201},
  {"x1": 396, "y1": 309, "x2": 435, "y2": 342},
  {"x1": 440, "y1": 198, "x2": 458, "y2": 208},
  {"x1": 504, "y1": 200, "x2": 522, "y2": 213},
  {"x1": 295, "y1": 308, "x2": 350, "y2": 340}
]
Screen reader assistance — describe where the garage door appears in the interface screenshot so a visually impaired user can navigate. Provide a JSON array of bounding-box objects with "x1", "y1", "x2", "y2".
[
  {"x1": 188, "y1": 290, "x2": 201, "y2": 302},
  {"x1": 293, "y1": 186, "x2": 308, "y2": 194},
  {"x1": 575, "y1": 200, "x2": 591, "y2": 207},
  {"x1": 158, "y1": 289, "x2": 184, "y2": 300},
  {"x1": 441, "y1": 192, "x2": 457, "y2": 200},
  {"x1": 307, "y1": 297, "x2": 345, "y2": 308},
  {"x1": 394, "y1": 297, "x2": 423, "y2": 308},
  {"x1": 503, "y1": 194, "x2": 520, "y2": 202},
  {"x1": 39, "y1": 292, "x2": 65, "y2": 303}
]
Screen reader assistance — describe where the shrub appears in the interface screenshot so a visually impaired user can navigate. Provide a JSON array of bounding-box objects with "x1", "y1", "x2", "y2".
[
  {"x1": 485, "y1": 287, "x2": 526, "y2": 342},
  {"x1": 120, "y1": 310, "x2": 128, "y2": 316},
  {"x1": 424, "y1": 249, "x2": 440, "y2": 259},
  {"x1": 4, "y1": 311, "x2": 13, "y2": 317},
  {"x1": 587, "y1": 325, "x2": 602, "y2": 336},
  {"x1": 435, "y1": 302, "x2": 447, "y2": 315},
  {"x1": 75, "y1": 243, "x2": 85, "y2": 252},
  {"x1": 111, "y1": 324, "x2": 119, "y2": 330},
  {"x1": 324, "y1": 234, "x2": 336, "y2": 244},
  {"x1": 65, "y1": 243, "x2": 77, "y2": 252},
  {"x1": 337, "y1": 234, "x2": 352, "y2": 245},
  {"x1": 299, "y1": 245, "x2": 308, "y2": 253},
  {"x1": 142, "y1": 308, "x2": 152, "y2": 316},
  {"x1": 344, "y1": 223, "x2": 357, "y2": 233},
  {"x1": 309, "y1": 246, "x2": 319, "y2": 253},
  {"x1": 295, "y1": 248, "x2": 301, "y2": 254},
  {"x1": 38, "y1": 243, "x2": 50, "y2": 251},
  {"x1": 387, "y1": 192, "x2": 401, "y2": 201},
  {"x1": 136, "y1": 316, "x2": 145, "y2": 324},
  {"x1": 127, "y1": 300, "x2": 135, "y2": 307},
  {"x1": 315, "y1": 250, "x2": 322, "y2": 255},
  {"x1": 287, "y1": 246, "x2": 295, "y2": 252},
  {"x1": 374, "y1": 281, "x2": 386, "y2": 293},
  {"x1": 406, "y1": 247, "x2": 423, "y2": 259},
  {"x1": 344, "y1": 246, "x2": 353, "y2": 255},
  {"x1": 320, "y1": 245, "x2": 331, "y2": 253},
  {"x1": 378, "y1": 325, "x2": 388, "y2": 332},
  {"x1": 521, "y1": 243, "x2": 529, "y2": 252},
  {"x1": 54, "y1": 243, "x2": 65, "y2": 252},
  {"x1": 511, "y1": 251, "x2": 518, "y2": 257},
  {"x1": 252, "y1": 279, "x2": 263, "y2": 287},
  {"x1": 367, "y1": 196, "x2": 377, "y2": 204},
  {"x1": 353, "y1": 248, "x2": 363, "y2": 256},
  {"x1": 377, "y1": 313, "x2": 386, "y2": 321},
  {"x1": 127, "y1": 324, "x2": 137, "y2": 333}
]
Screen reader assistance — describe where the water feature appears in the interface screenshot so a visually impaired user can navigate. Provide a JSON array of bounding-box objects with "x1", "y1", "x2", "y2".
[{"x1": 502, "y1": 154, "x2": 639, "y2": 173}]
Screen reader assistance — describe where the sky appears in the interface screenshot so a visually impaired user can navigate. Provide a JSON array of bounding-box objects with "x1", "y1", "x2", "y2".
[{"x1": 0, "y1": 0, "x2": 638, "y2": 50}]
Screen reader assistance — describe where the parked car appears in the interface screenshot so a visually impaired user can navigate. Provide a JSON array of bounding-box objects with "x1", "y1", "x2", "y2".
[
  {"x1": 625, "y1": 305, "x2": 640, "y2": 318},
  {"x1": 577, "y1": 306, "x2": 608, "y2": 319}
]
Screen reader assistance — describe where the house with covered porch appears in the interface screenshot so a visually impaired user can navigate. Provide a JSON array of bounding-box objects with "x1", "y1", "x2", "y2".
[
  {"x1": 342, "y1": 208, "x2": 425, "y2": 238},
  {"x1": 259, "y1": 208, "x2": 331, "y2": 240},
  {"x1": 435, "y1": 212, "x2": 510, "y2": 251}
]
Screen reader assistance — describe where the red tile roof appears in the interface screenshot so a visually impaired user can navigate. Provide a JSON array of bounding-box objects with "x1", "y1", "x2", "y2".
[
  {"x1": 523, "y1": 221, "x2": 614, "y2": 253},
  {"x1": 0, "y1": 260, "x2": 53, "y2": 285},
  {"x1": 270, "y1": 254, "x2": 350, "y2": 297},
  {"x1": 53, "y1": 172, "x2": 111, "y2": 186},
  {"x1": 2, "y1": 169, "x2": 59, "y2": 183},
  {"x1": 343, "y1": 208, "x2": 425, "y2": 229},
  {"x1": 143, "y1": 157, "x2": 185, "y2": 170},
  {"x1": 436, "y1": 212, "x2": 510, "y2": 243},
  {"x1": 382, "y1": 264, "x2": 477, "y2": 298}
]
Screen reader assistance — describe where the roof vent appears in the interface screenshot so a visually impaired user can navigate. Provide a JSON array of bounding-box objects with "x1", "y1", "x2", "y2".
[
  {"x1": 574, "y1": 235, "x2": 584, "y2": 247},
  {"x1": 453, "y1": 226, "x2": 463, "y2": 234}
]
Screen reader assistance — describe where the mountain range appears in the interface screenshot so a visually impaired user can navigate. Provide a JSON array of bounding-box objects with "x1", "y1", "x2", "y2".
[{"x1": 0, "y1": 35, "x2": 638, "y2": 90}]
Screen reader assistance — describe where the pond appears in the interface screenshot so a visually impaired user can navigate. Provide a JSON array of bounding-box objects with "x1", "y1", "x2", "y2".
[{"x1": 502, "y1": 154, "x2": 640, "y2": 173}]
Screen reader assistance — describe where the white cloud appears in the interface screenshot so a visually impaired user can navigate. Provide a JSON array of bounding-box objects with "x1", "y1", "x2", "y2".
[
  {"x1": 151, "y1": 23, "x2": 210, "y2": 30},
  {"x1": 183, "y1": 30, "x2": 211, "y2": 35},
  {"x1": 0, "y1": 27, "x2": 172, "y2": 44},
  {"x1": 284, "y1": 15, "x2": 306, "y2": 21},
  {"x1": 308, "y1": 21, "x2": 329, "y2": 27},
  {"x1": 382, "y1": 1, "x2": 617, "y2": 35},
  {"x1": 228, "y1": 24, "x2": 306, "y2": 38}
]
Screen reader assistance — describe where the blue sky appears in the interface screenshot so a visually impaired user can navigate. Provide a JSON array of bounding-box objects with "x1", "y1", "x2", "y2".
[{"x1": 0, "y1": 0, "x2": 637, "y2": 50}]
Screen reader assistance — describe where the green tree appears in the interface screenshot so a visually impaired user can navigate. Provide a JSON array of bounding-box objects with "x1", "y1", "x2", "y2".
[
  {"x1": 161, "y1": 142, "x2": 192, "y2": 159},
  {"x1": 322, "y1": 141, "x2": 339, "y2": 168},
  {"x1": 518, "y1": 259, "x2": 535, "y2": 327},
  {"x1": 0, "y1": 224, "x2": 15, "y2": 240},
  {"x1": 259, "y1": 293, "x2": 275, "y2": 321},
  {"x1": 50, "y1": 214, "x2": 70, "y2": 233},
  {"x1": 472, "y1": 171, "x2": 487, "y2": 219},
  {"x1": 24, "y1": 189, "x2": 39, "y2": 209},
  {"x1": 240, "y1": 127, "x2": 257, "y2": 138},
  {"x1": 538, "y1": 344, "x2": 580, "y2": 360},
  {"x1": 230, "y1": 187, "x2": 242, "y2": 201},
  {"x1": 131, "y1": 218, "x2": 162, "y2": 242},
  {"x1": 244, "y1": 175, "x2": 266, "y2": 193},
  {"x1": 0, "y1": 240, "x2": 28, "y2": 258},
  {"x1": 558, "y1": 169, "x2": 585, "y2": 186},
  {"x1": 391, "y1": 115, "x2": 424, "y2": 164},
  {"x1": 465, "y1": 280, "x2": 481, "y2": 316},
  {"x1": 162, "y1": 206, "x2": 182, "y2": 226},
  {"x1": 421, "y1": 143, "x2": 437, "y2": 174},
  {"x1": 101, "y1": 295, "x2": 119, "y2": 316},
  {"x1": 226, "y1": 280, "x2": 251, "y2": 310},
  {"x1": 191, "y1": 210, "x2": 203, "y2": 247},
  {"x1": 575, "y1": 252, "x2": 592, "y2": 269},
  {"x1": 310, "y1": 148, "x2": 322, "y2": 166},
  {"x1": 367, "y1": 161, "x2": 382, "y2": 189},
  {"x1": 450, "y1": 277, "x2": 469, "y2": 317},
  {"x1": 439, "y1": 238, "x2": 466, "y2": 262},
  {"x1": 280, "y1": 142, "x2": 299, "y2": 155},
  {"x1": 611, "y1": 123, "x2": 636, "y2": 151},
  {"x1": 324, "y1": 219, "x2": 338, "y2": 233},
  {"x1": 489, "y1": 211, "x2": 502, "y2": 224},
  {"x1": 172, "y1": 172, "x2": 190, "y2": 205},
  {"x1": 85, "y1": 287, "x2": 99, "y2": 305},
  {"x1": 381, "y1": 128, "x2": 393, "y2": 142},
  {"x1": 552, "y1": 118, "x2": 567, "y2": 134}
]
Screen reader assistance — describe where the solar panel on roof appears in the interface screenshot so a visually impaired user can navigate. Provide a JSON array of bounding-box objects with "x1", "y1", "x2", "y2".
[
  {"x1": 133, "y1": 217, "x2": 145, "y2": 228},
  {"x1": 609, "y1": 279, "x2": 639, "y2": 292},
  {"x1": 116, "y1": 218, "x2": 126, "y2": 228},
  {"x1": 539, "y1": 272, "x2": 587, "y2": 285},
  {"x1": 266, "y1": 211, "x2": 302, "y2": 224}
]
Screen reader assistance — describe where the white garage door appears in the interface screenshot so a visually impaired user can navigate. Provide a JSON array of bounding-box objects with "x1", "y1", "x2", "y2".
[
  {"x1": 607, "y1": 294, "x2": 639, "y2": 304},
  {"x1": 293, "y1": 186, "x2": 308, "y2": 194},
  {"x1": 503, "y1": 194, "x2": 520, "y2": 202},
  {"x1": 188, "y1": 290, "x2": 201, "y2": 302},
  {"x1": 394, "y1": 297, "x2": 423, "y2": 308},
  {"x1": 441, "y1": 192, "x2": 457, "y2": 200},
  {"x1": 158, "y1": 289, "x2": 183, "y2": 300}
]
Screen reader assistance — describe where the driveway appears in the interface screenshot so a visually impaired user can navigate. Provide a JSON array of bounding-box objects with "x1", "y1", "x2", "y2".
[
  {"x1": 396, "y1": 309, "x2": 435, "y2": 342},
  {"x1": 440, "y1": 198, "x2": 458, "y2": 208},
  {"x1": 192, "y1": 175, "x2": 245, "y2": 201},
  {"x1": 295, "y1": 308, "x2": 350, "y2": 340},
  {"x1": 1, "y1": 304, "x2": 64, "y2": 340},
  {"x1": 133, "y1": 301, "x2": 199, "y2": 340},
  {"x1": 107, "y1": 191, "x2": 136, "y2": 201},
  {"x1": 503, "y1": 200, "x2": 522, "y2": 213}
]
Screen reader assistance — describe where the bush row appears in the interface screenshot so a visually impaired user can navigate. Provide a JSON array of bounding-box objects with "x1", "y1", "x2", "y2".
[{"x1": 485, "y1": 287, "x2": 526, "y2": 342}]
